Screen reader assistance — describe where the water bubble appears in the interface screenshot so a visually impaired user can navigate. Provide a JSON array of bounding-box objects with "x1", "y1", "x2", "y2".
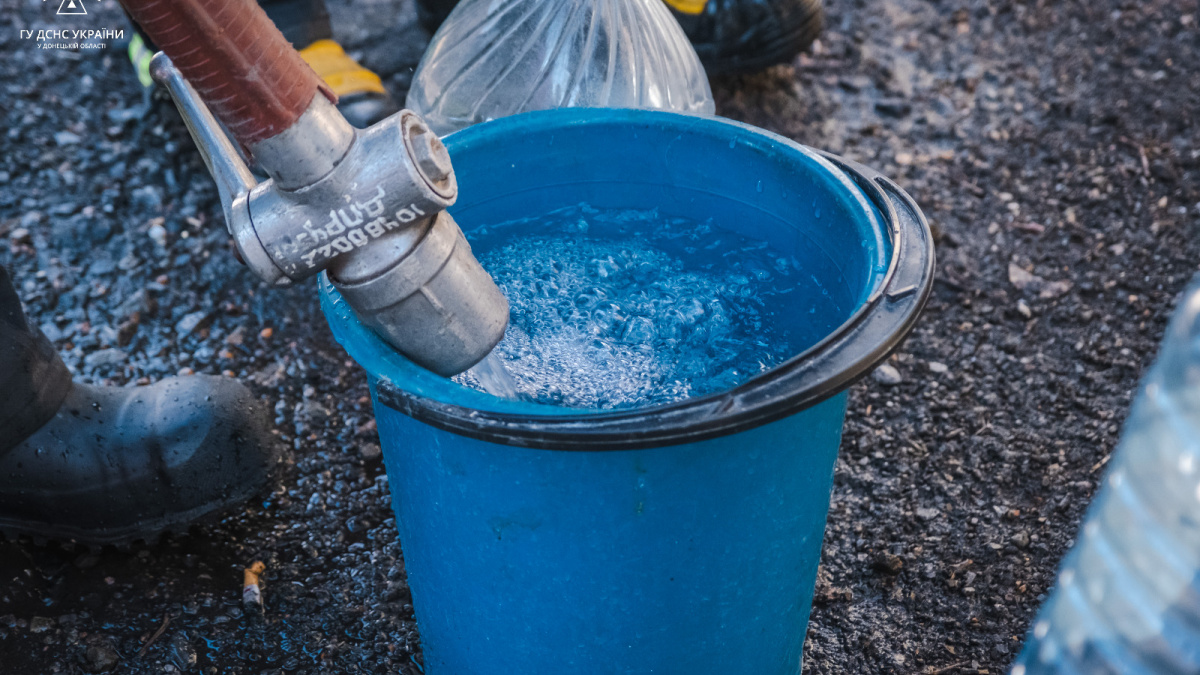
[
  {"x1": 454, "y1": 204, "x2": 830, "y2": 409},
  {"x1": 676, "y1": 297, "x2": 705, "y2": 324},
  {"x1": 589, "y1": 256, "x2": 620, "y2": 278},
  {"x1": 574, "y1": 289, "x2": 604, "y2": 310},
  {"x1": 621, "y1": 316, "x2": 656, "y2": 344}
]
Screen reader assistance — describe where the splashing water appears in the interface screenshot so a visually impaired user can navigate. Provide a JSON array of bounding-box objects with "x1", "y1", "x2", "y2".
[
  {"x1": 455, "y1": 204, "x2": 840, "y2": 410},
  {"x1": 466, "y1": 352, "x2": 520, "y2": 400}
]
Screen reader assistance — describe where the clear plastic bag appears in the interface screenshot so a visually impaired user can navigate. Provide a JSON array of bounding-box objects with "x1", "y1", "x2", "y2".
[{"x1": 406, "y1": 0, "x2": 716, "y2": 136}]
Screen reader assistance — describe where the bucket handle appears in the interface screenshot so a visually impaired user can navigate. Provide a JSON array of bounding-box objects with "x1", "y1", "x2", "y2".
[{"x1": 817, "y1": 152, "x2": 930, "y2": 306}]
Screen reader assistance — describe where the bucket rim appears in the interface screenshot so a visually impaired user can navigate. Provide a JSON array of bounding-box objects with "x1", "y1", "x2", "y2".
[{"x1": 321, "y1": 109, "x2": 935, "y2": 451}]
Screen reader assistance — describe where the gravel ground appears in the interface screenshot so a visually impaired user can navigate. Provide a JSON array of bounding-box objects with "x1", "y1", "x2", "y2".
[{"x1": 1, "y1": 0, "x2": 1198, "y2": 673}]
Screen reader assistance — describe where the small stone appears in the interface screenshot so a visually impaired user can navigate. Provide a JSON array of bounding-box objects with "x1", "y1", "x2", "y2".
[
  {"x1": 85, "y1": 643, "x2": 120, "y2": 672},
  {"x1": 131, "y1": 185, "x2": 164, "y2": 212},
  {"x1": 9, "y1": 227, "x2": 32, "y2": 245},
  {"x1": 175, "y1": 310, "x2": 211, "y2": 336},
  {"x1": 928, "y1": 361, "x2": 949, "y2": 374},
  {"x1": 873, "y1": 363, "x2": 903, "y2": 385},
  {"x1": 355, "y1": 415, "x2": 378, "y2": 434},
  {"x1": 84, "y1": 348, "x2": 128, "y2": 368},
  {"x1": 29, "y1": 616, "x2": 55, "y2": 633},
  {"x1": 40, "y1": 322, "x2": 64, "y2": 342},
  {"x1": 1017, "y1": 300, "x2": 1032, "y2": 319},
  {"x1": 871, "y1": 553, "x2": 904, "y2": 575},
  {"x1": 838, "y1": 75, "x2": 872, "y2": 92},
  {"x1": 117, "y1": 319, "x2": 140, "y2": 346},
  {"x1": 251, "y1": 361, "x2": 286, "y2": 388},
  {"x1": 54, "y1": 131, "x2": 81, "y2": 145},
  {"x1": 1008, "y1": 263, "x2": 1072, "y2": 299},
  {"x1": 1012, "y1": 530, "x2": 1031, "y2": 548},
  {"x1": 916, "y1": 507, "x2": 941, "y2": 520},
  {"x1": 167, "y1": 631, "x2": 197, "y2": 671},
  {"x1": 106, "y1": 107, "x2": 140, "y2": 124},
  {"x1": 88, "y1": 257, "x2": 116, "y2": 276},
  {"x1": 875, "y1": 99, "x2": 913, "y2": 117},
  {"x1": 1039, "y1": 279, "x2": 1073, "y2": 299},
  {"x1": 148, "y1": 223, "x2": 168, "y2": 247},
  {"x1": 1008, "y1": 263, "x2": 1040, "y2": 291},
  {"x1": 295, "y1": 400, "x2": 330, "y2": 426},
  {"x1": 1011, "y1": 221, "x2": 1045, "y2": 234},
  {"x1": 116, "y1": 290, "x2": 153, "y2": 319},
  {"x1": 360, "y1": 442, "x2": 382, "y2": 460}
]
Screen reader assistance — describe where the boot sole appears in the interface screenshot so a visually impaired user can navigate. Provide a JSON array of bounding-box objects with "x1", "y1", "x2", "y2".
[
  {"x1": 687, "y1": 0, "x2": 826, "y2": 76},
  {"x1": 0, "y1": 476, "x2": 273, "y2": 549}
]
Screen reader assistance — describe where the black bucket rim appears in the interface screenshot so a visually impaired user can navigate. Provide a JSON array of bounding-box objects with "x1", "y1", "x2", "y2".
[{"x1": 358, "y1": 136, "x2": 935, "y2": 451}]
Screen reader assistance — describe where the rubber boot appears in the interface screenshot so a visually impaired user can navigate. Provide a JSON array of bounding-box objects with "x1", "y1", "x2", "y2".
[
  {"x1": 415, "y1": 0, "x2": 824, "y2": 75},
  {"x1": 298, "y1": 39, "x2": 400, "y2": 129},
  {"x1": 0, "y1": 269, "x2": 281, "y2": 546},
  {"x1": 666, "y1": 0, "x2": 825, "y2": 75},
  {"x1": 416, "y1": 0, "x2": 459, "y2": 34},
  {"x1": 267, "y1": 0, "x2": 401, "y2": 128}
]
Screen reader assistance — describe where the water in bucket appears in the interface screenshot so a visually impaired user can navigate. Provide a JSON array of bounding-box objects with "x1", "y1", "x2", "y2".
[{"x1": 455, "y1": 203, "x2": 842, "y2": 409}]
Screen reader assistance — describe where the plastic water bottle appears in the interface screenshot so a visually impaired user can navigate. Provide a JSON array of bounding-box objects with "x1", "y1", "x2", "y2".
[
  {"x1": 405, "y1": 0, "x2": 716, "y2": 136},
  {"x1": 1013, "y1": 277, "x2": 1200, "y2": 674}
]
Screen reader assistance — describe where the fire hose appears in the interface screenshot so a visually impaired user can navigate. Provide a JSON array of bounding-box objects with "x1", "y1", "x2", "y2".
[{"x1": 118, "y1": 0, "x2": 509, "y2": 376}]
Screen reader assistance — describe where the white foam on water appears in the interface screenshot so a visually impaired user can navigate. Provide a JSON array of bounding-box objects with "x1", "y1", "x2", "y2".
[{"x1": 455, "y1": 204, "x2": 811, "y2": 409}]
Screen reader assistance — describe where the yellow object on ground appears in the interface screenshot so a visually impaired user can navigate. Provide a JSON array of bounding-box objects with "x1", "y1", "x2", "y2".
[
  {"x1": 128, "y1": 33, "x2": 154, "y2": 89},
  {"x1": 663, "y1": 0, "x2": 708, "y2": 14},
  {"x1": 299, "y1": 39, "x2": 387, "y2": 97},
  {"x1": 242, "y1": 560, "x2": 266, "y2": 607}
]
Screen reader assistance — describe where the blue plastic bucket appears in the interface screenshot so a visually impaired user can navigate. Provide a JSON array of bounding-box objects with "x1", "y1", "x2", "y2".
[{"x1": 320, "y1": 108, "x2": 933, "y2": 674}]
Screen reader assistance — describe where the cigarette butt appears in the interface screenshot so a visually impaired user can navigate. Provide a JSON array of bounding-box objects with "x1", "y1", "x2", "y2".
[{"x1": 243, "y1": 561, "x2": 266, "y2": 607}]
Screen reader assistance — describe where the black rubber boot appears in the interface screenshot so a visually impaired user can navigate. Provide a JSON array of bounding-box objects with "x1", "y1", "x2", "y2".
[
  {"x1": 414, "y1": 0, "x2": 824, "y2": 75},
  {"x1": 0, "y1": 377, "x2": 281, "y2": 545},
  {"x1": 416, "y1": 0, "x2": 459, "y2": 34},
  {"x1": 0, "y1": 268, "x2": 281, "y2": 546},
  {"x1": 268, "y1": 0, "x2": 402, "y2": 128},
  {"x1": 668, "y1": 0, "x2": 825, "y2": 75}
]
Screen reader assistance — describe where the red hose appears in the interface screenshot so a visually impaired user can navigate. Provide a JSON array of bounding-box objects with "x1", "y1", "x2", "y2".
[{"x1": 121, "y1": 0, "x2": 334, "y2": 147}]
